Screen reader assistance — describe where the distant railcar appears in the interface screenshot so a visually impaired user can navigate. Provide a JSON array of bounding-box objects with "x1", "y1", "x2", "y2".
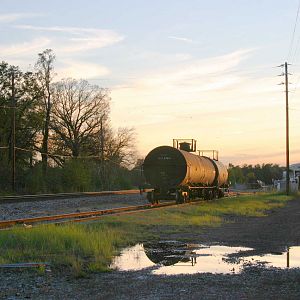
[{"x1": 143, "y1": 141, "x2": 228, "y2": 204}]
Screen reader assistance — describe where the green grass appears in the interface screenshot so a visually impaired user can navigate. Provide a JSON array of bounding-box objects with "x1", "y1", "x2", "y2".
[
  {"x1": 0, "y1": 192, "x2": 297, "y2": 275},
  {"x1": 0, "y1": 223, "x2": 128, "y2": 276},
  {"x1": 103, "y1": 193, "x2": 294, "y2": 228}
]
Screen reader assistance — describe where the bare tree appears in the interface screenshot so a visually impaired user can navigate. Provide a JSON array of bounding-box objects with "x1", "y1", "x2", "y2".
[
  {"x1": 50, "y1": 78, "x2": 110, "y2": 158},
  {"x1": 35, "y1": 49, "x2": 55, "y2": 174},
  {"x1": 105, "y1": 127, "x2": 137, "y2": 167},
  {"x1": 96, "y1": 126, "x2": 137, "y2": 189}
]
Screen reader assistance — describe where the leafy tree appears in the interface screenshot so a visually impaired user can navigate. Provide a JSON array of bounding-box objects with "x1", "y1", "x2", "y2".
[
  {"x1": 228, "y1": 163, "x2": 283, "y2": 186},
  {"x1": 228, "y1": 164, "x2": 245, "y2": 184},
  {"x1": 245, "y1": 172, "x2": 256, "y2": 184},
  {"x1": 0, "y1": 62, "x2": 43, "y2": 191}
]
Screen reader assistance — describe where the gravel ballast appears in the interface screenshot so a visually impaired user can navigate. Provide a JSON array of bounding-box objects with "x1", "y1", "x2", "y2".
[{"x1": 0, "y1": 193, "x2": 148, "y2": 221}]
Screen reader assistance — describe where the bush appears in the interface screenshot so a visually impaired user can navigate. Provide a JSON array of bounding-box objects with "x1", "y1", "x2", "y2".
[{"x1": 62, "y1": 159, "x2": 93, "y2": 192}]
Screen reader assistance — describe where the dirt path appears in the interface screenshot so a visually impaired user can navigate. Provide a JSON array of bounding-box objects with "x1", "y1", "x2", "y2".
[
  {"x1": 194, "y1": 196, "x2": 300, "y2": 252},
  {"x1": 1, "y1": 197, "x2": 300, "y2": 299}
]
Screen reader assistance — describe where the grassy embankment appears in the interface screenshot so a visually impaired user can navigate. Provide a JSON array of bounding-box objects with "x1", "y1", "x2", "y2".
[{"x1": 0, "y1": 192, "x2": 297, "y2": 275}]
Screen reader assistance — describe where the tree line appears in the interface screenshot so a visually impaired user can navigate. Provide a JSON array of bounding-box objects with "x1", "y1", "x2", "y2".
[
  {"x1": 228, "y1": 163, "x2": 283, "y2": 186},
  {"x1": 0, "y1": 49, "x2": 137, "y2": 194}
]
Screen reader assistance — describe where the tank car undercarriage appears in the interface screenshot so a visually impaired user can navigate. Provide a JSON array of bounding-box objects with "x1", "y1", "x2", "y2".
[{"x1": 147, "y1": 185, "x2": 228, "y2": 204}]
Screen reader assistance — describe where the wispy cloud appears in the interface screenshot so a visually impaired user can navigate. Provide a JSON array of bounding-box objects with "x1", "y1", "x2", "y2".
[
  {"x1": 132, "y1": 49, "x2": 253, "y2": 89},
  {"x1": 0, "y1": 38, "x2": 51, "y2": 57},
  {"x1": 111, "y1": 49, "x2": 255, "y2": 126},
  {"x1": 0, "y1": 13, "x2": 43, "y2": 23},
  {"x1": 56, "y1": 60, "x2": 110, "y2": 80},
  {"x1": 168, "y1": 35, "x2": 196, "y2": 43},
  {"x1": 15, "y1": 25, "x2": 124, "y2": 52},
  {"x1": 0, "y1": 25, "x2": 120, "y2": 79}
]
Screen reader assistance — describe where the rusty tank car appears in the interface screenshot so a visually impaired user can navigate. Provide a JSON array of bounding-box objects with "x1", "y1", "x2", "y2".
[{"x1": 143, "y1": 139, "x2": 228, "y2": 204}]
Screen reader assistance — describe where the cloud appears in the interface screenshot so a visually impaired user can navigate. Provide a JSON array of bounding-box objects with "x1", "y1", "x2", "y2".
[
  {"x1": 222, "y1": 147, "x2": 300, "y2": 165},
  {"x1": 0, "y1": 25, "x2": 123, "y2": 70},
  {"x1": 109, "y1": 48, "x2": 296, "y2": 160},
  {"x1": 56, "y1": 60, "x2": 110, "y2": 80},
  {"x1": 168, "y1": 36, "x2": 196, "y2": 43},
  {"x1": 0, "y1": 37, "x2": 51, "y2": 57},
  {"x1": 15, "y1": 25, "x2": 124, "y2": 53},
  {"x1": 0, "y1": 13, "x2": 43, "y2": 23},
  {"x1": 124, "y1": 49, "x2": 253, "y2": 90},
  {"x1": 0, "y1": 25, "x2": 120, "y2": 80},
  {"x1": 111, "y1": 48, "x2": 255, "y2": 128}
]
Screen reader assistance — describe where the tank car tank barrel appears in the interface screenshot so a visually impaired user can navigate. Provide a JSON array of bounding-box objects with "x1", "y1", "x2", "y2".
[{"x1": 143, "y1": 146, "x2": 228, "y2": 189}]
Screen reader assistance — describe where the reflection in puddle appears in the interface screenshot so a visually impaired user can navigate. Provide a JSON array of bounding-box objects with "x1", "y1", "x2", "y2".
[{"x1": 110, "y1": 241, "x2": 300, "y2": 275}]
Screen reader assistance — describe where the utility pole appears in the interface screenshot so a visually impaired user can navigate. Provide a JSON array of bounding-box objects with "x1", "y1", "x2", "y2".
[
  {"x1": 100, "y1": 115, "x2": 105, "y2": 162},
  {"x1": 99, "y1": 115, "x2": 106, "y2": 189},
  {"x1": 278, "y1": 63, "x2": 290, "y2": 195},
  {"x1": 11, "y1": 70, "x2": 16, "y2": 192},
  {"x1": 284, "y1": 62, "x2": 290, "y2": 196}
]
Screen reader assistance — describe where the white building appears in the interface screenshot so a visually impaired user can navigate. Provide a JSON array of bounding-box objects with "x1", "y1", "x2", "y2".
[
  {"x1": 283, "y1": 163, "x2": 300, "y2": 180},
  {"x1": 291, "y1": 163, "x2": 300, "y2": 180},
  {"x1": 279, "y1": 163, "x2": 300, "y2": 192}
]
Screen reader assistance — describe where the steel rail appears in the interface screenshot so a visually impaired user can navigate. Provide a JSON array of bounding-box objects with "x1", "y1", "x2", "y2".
[
  {"x1": 0, "y1": 193, "x2": 246, "y2": 229},
  {"x1": 0, "y1": 189, "x2": 153, "y2": 203},
  {"x1": 0, "y1": 201, "x2": 176, "y2": 229}
]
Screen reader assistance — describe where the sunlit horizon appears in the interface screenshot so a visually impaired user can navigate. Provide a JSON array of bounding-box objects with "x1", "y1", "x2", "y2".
[{"x1": 1, "y1": 0, "x2": 299, "y2": 166}]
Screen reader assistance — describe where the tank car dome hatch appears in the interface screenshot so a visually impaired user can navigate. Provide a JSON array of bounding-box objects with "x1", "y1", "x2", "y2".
[{"x1": 179, "y1": 142, "x2": 191, "y2": 152}]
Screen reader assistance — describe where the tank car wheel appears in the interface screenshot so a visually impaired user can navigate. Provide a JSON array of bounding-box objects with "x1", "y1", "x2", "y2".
[
  {"x1": 212, "y1": 190, "x2": 217, "y2": 200},
  {"x1": 218, "y1": 190, "x2": 224, "y2": 198},
  {"x1": 147, "y1": 191, "x2": 156, "y2": 205},
  {"x1": 182, "y1": 192, "x2": 189, "y2": 203},
  {"x1": 184, "y1": 194, "x2": 188, "y2": 203},
  {"x1": 175, "y1": 190, "x2": 184, "y2": 204},
  {"x1": 203, "y1": 190, "x2": 210, "y2": 200},
  {"x1": 205, "y1": 190, "x2": 213, "y2": 200},
  {"x1": 184, "y1": 191, "x2": 191, "y2": 203}
]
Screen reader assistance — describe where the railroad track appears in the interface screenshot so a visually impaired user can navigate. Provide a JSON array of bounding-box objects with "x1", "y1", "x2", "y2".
[
  {"x1": 0, "y1": 192, "x2": 253, "y2": 229},
  {"x1": 0, "y1": 189, "x2": 253, "y2": 204},
  {"x1": 0, "y1": 189, "x2": 153, "y2": 204},
  {"x1": 0, "y1": 201, "x2": 178, "y2": 229}
]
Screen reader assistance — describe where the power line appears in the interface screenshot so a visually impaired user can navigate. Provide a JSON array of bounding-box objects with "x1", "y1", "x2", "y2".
[
  {"x1": 0, "y1": 106, "x2": 17, "y2": 109},
  {"x1": 289, "y1": 73, "x2": 300, "y2": 101},
  {"x1": 287, "y1": 0, "x2": 300, "y2": 62},
  {"x1": 10, "y1": 146, "x2": 122, "y2": 166}
]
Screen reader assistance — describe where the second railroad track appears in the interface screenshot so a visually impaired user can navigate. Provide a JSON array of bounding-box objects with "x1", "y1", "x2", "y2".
[{"x1": 0, "y1": 201, "x2": 178, "y2": 229}]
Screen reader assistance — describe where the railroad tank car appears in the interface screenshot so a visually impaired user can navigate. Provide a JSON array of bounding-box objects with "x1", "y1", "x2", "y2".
[{"x1": 143, "y1": 145, "x2": 228, "y2": 204}]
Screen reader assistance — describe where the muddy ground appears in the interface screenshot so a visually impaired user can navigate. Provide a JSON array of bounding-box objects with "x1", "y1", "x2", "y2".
[{"x1": 1, "y1": 196, "x2": 300, "y2": 299}]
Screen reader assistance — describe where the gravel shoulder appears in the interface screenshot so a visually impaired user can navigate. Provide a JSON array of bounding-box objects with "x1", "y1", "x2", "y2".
[{"x1": 1, "y1": 196, "x2": 300, "y2": 299}]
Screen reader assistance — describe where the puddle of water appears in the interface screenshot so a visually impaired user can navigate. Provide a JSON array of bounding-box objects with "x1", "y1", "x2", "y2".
[
  {"x1": 110, "y1": 241, "x2": 300, "y2": 275},
  {"x1": 111, "y1": 244, "x2": 156, "y2": 271}
]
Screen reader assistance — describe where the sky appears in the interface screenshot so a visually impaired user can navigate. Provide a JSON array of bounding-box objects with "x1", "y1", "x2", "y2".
[{"x1": 1, "y1": 0, "x2": 300, "y2": 165}]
